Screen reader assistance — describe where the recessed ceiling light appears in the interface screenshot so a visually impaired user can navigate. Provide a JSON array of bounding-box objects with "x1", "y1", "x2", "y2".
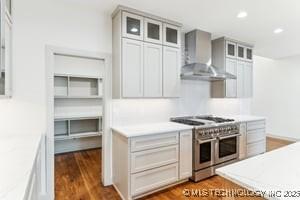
[
  {"x1": 130, "y1": 27, "x2": 138, "y2": 33},
  {"x1": 274, "y1": 28, "x2": 283, "y2": 34},
  {"x1": 237, "y1": 11, "x2": 248, "y2": 18}
]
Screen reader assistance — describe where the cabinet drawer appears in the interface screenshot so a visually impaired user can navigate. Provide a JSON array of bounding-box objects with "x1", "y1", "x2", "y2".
[
  {"x1": 247, "y1": 140, "x2": 266, "y2": 157},
  {"x1": 131, "y1": 163, "x2": 178, "y2": 196},
  {"x1": 130, "y1": 132, "x2": 179, "y2": 152},
  {"x1": 131, "y1": 145, "x2": 178, "y2": 173},
  {"x1": 247, "y1": 129, "x2": 266, "y2": 144},
  {"x1": 247, "y1": 120, "x2": 265, "y2": 131}
]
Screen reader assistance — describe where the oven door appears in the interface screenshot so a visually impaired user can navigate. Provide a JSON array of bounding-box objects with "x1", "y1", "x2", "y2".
[
  {"x1": 194, "y1": 137, "x2": 217, "y2": 171},
  {"x1": 215, "y1": 134, "x2": 240, "y2": 165}
]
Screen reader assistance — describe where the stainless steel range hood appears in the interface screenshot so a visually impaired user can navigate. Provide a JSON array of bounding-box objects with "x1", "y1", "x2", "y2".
[{"x1": 181, "y1": 30, "x2": 236, "y2": 81}]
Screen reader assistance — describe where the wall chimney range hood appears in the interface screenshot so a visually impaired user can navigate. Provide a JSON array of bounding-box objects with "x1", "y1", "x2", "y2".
[{"x1": 181, "y1": 30, "x2": 236, "y2": 81}]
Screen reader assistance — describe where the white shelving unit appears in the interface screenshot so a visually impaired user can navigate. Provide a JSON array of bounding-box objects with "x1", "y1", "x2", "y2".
[{"x1": 52, "y1": 51, "x2": 105, "y2": 153}]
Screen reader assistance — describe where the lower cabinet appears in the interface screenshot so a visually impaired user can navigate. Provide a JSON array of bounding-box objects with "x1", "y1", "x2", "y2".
[
  {"x1": 112, "y1": 130, "x2": 192, "y2": 199},
  {"x1": 131, "y1": 163, "x2": 179, "y2": 196},
  {"x1": 239, "y1": 120, "x2": 266, "y2": 159}
]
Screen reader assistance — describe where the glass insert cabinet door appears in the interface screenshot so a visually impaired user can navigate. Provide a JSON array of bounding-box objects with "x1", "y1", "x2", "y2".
[
  {"x1": 237, "y1": 45, "x2": 245, "y2": 59},
  {"x1": 226, "y1": 41, "x2": 237, "y2": 58},
  {"x1": 122, "y1": 12, "x2": 144, "y2": 41},
  {"x1": 163, "y1": 23, "x2": 180, "y2": 48},
  {"x1": 144, "y1": 18, "x2": 162, "y2": 44},
  {"x1": 246, "y1": 48, "x2": 253, "y2": 61}
]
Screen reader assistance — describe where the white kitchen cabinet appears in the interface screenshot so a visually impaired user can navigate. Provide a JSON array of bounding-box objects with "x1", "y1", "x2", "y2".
[
  {"x1": 122, "y1": 12, "x2": 144, "y2": 41},
  {"x1": 163, "y1": 46, "x2": 180, "y2": 97},
  {"x1": 112, "y1": 129, "x2": 192, "y2": 200},
  {"x1": 237, "y1": 60, "x2": 244, "y2": 98},
  {"x1": 226, "y1": 41, "x2": 237, "y2": 58},
  {"x1": 163, "y1": 23, "x2": 181, "y2": 48},
  {"x1": 144, "y1": 18, "x2": 162, "y2": 44},
  {"x1": 246, "y1": 47, "x2": 253, "y2": 62},
  {"x1": 144, "y1": 43, "x2": 163, "y2": 97},
  {"x1": 239, "y1": 123, "x2": 247, "y2": 159},
  {"x1": 225, "y1": 58, "x2": 237, "y2": 98},
  {"x1": 212, "y1": 37, "x2": 253, "y2": 98},
  {"x1": 130, "y1": 131, "x2": 178, "y2": 152},
  {"x1": 239, "y1": 120, "x2": 266, "y2": 159},
  {"x1": 131, "y1": 163, "x2": 178, "y2": 196},
  {"x1": 112, "y1": 7, "x2": 182, "y2": 99},
  {"x1": 237, "y1": 44, "x2": 246, "y2": 60},
  {"x1": 179, "y1": 130, "x2": 193, "y2": 179},
  {"x1": 122, "y1": 38, "x2": 144, "y2": 97},
  {"x1": 244, "y1": 61, "x2": 253, "y2": 97},
  {"x1": 237, "y1": 60, "x2": 253, "y2": 98}
]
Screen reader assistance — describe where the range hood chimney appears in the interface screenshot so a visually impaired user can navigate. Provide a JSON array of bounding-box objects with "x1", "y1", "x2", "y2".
[{"x1": 181, "y1": 30, "x2": 236, "y2": 81}]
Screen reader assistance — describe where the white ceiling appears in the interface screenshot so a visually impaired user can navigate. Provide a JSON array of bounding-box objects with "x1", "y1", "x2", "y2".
[{"x1": 68, "y1": 0, "x2": 300, "y2": 59}]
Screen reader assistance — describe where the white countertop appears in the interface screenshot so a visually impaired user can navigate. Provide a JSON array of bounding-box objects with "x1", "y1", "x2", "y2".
[
  {"x1": 112, "y1": 122, "x2": 193, "y2": 137},
  {"x1": 216, "y1": 142, "x2": 300, "y2": 200},
  {"x1": 0, "y1": 134, "x2": 42, "y2": 200},
  {"x1": 221, "y1": 115, "x2": 266, "y2": 122}
]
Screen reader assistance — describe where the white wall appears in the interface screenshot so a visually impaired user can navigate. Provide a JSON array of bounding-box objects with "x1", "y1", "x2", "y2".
[
  {"x1": 252, "y1": 55, "x2": 300, "y2": 140},
  {"x1": 112, "y1": 79, "x2": 252, "y2": 127},
  {"x1": 0, "y1": 0, "x2": 112, "y2": 135}
]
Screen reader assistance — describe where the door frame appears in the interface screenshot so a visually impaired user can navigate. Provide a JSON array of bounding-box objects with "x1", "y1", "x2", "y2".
[{"x1": 45, "y1": 45, "x2": 112, "y2": 199}]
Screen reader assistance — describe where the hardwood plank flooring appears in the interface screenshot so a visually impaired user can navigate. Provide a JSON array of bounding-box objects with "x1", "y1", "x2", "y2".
[{"x1": 55, "y1": 137, "x2": 294, "y2": 200}]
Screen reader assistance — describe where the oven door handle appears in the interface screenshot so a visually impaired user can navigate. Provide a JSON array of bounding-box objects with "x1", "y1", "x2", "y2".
[
  {"x1": 218, "y1": 134, "x2": 241, "y2": 140},
  {"x1": 197, "y1": 138, "x2": 217, "y2": 144}
]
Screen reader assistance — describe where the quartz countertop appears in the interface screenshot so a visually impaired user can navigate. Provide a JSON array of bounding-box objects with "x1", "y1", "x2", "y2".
[
  {"x1": 112, "y1": 122, "x2": 193, "y2": 137},
  {"x1": 216, "y1": 142, "x2": 300, "y2": 200},
  {"x1": 221, "y1": 115, "x2": 266, "y2": 122},
  {"x1": 0, "y1": 134, "x2": 42, "y2": 200}
]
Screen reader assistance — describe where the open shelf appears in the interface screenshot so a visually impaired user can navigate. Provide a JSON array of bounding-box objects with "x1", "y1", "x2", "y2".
[
  {"x1": 53, "y1": 52, "x2": 105, "y2": 150},
  {"x1": 54, "y1": 117, "x2": 102, "y2": 140},
  {"x1": 54, "y1": 73, "x2": 102, "y2": 79},
  {"x1": 55, "y1": 131, "x2": 102, "y2": 141},
  {"x1": 54, "y1": 121, "x2": 69, "y2": 137},
  {"x1": 54, "y1": 113, "x2": 102, "y2": 121},
  {"x1": 54, "y1": 76, "x2": 68, "y2": 96},
  {"x1": 54, "y1": 74, "x2": 103, "y2": 98}
]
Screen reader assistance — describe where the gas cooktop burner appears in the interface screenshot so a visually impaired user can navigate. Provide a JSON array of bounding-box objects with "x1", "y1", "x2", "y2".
[
  {"x1": 171, "y1": 118, "x2": 205, "y2": 126},
  {"x1": 170, "y1": 115, "x2": 235, "y2": 126},
  {"x1": 195, "y1": 116, "x2": 235, "y2": 123}
]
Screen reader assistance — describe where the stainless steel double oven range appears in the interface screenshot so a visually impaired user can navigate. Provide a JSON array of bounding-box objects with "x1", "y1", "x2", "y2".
[{"x1": 171, "y1": 115, "x2": 240, "y2": 182}]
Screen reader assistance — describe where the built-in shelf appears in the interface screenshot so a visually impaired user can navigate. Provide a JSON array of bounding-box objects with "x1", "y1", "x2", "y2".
[
  {"x1": 55, "y1": 131, "x2": 102, "y2": 141},
  {"x1": 54, "y1": 73, "x2": 103, "y2": 80},
  {"x1": 53, "y1": 51, "x2": 104, "y2": 152},
  {"x1": 54, "y1": 95, "x2": 103, "y2": 99},
  {"x1": 54, "y1": 117, "x2": 102, "y2": 140},
  {"x1": 54, "y1": 113, "x2": 102, "y2": 121}
]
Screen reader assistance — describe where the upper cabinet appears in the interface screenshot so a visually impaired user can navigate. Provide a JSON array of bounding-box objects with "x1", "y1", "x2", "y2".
[
  {"x1": 112, "y1": 6, "x2": 182, "y2": 98},
  {"x1": 163, "y1": 23, "x2": 181, "y2": 48},
  {"x1": 0, "y1": 0, "x2": 12, "y2": 97},
  {"x1": 246, "y1": 47, "x2": 253, "y2": 62},
  {"x1": 122, "y1": 12, "x2": 144, "y2": 41},
  {"x1": 226, "y1": 41, "x2": 237, "y2": 58},
  {"x1": 212, "y1": 37, "x2": 253, "y2": 98},
  {"x1": 144, "y1": 18, "x2": 162, "y2": 44}
]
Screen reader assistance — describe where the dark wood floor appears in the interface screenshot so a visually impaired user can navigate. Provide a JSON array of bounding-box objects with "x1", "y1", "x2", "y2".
[{"x1": 55, "y1": 137, "x2": 294, "y2": 200}]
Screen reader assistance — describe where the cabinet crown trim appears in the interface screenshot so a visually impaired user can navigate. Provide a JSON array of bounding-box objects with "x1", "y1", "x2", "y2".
[{"x1": 112, "y1": 5, "x2": 182, "y2": 27}]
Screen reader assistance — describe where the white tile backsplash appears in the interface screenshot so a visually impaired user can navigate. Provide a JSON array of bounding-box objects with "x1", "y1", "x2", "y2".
[{"x1": 112, "y1": 80, "x2": 251, "y2": 126}]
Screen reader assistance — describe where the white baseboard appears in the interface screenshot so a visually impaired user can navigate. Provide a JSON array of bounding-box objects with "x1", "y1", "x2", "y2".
[{"x1": 267, "y1": 134, "x2": 299, "y2": 142}]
